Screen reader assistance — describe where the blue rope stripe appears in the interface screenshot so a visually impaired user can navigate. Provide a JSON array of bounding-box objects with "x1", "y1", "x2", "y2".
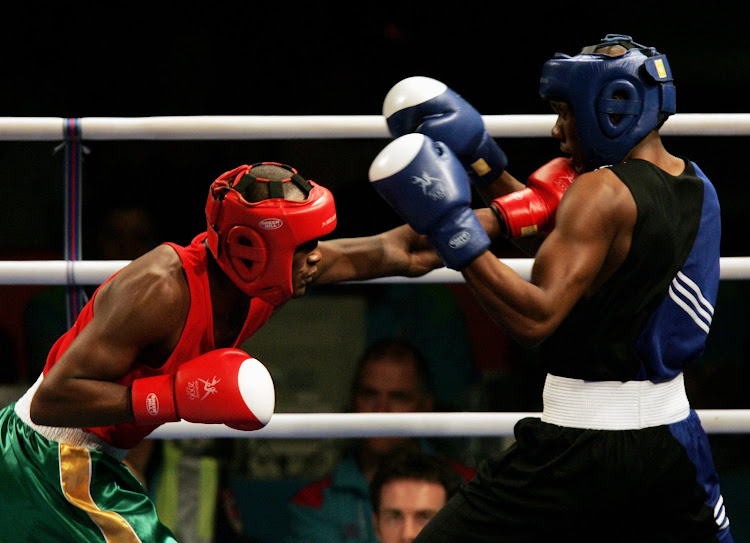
[{"x1": 63, "y1": 118, "x2": 87, "y2": 328}]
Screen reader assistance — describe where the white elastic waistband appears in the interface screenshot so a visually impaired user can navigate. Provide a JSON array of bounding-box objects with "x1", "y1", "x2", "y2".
[
  {"x1": 541, "y1": 373, "x2": 690, "y2": 430},
  {"x1": 14, "y1": 375, "x2": 129, "y2": 461}
]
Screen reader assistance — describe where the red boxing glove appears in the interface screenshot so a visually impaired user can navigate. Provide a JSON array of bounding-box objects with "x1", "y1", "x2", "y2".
[
  {"x1": 491, "y1": 157, "x2": 578, "y2": 238},
  {"x1": 131, "y1": 348, "x2": 275, "y2": 431}
]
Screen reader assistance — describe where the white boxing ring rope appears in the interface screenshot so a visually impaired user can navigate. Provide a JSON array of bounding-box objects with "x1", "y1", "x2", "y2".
[
  {"x1": 2, "y1": 113, "x2": 750, "y2": 140},
  {"x1": 3, "y1": 113, "x2": 750, "y2": 439},
  {"x1": 3, "y1": 257, "x2": 750, "y2": 285},
  {"x1": 148, "y1": 410, "x2": 750, "y2": 440}
]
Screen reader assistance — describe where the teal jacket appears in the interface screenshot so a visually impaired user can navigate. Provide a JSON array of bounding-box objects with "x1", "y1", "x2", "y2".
[{"x1": 286, "y1": 452, "x2": 376, "y2": 543}]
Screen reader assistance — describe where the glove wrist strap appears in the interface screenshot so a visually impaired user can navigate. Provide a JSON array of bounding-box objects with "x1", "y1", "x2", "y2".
[
  {"x1": 131, "y1": 374, "x2": 178, "y2": 425},
  {"x1": 466, "y1": 132, "x2": 508, "y2": 186}
]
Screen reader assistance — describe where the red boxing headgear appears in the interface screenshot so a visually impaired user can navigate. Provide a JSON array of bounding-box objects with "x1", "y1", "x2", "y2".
[{"x1": 205, "y1": 162, "x2": 337, "y2": 305}]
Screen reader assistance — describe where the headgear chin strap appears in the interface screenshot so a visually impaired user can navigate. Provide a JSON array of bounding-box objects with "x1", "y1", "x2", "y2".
[
  {"x1": 539, "y1": 34, "x2": 676, "y2": 171},
  {"x1": 205, "y1": 162, "x2": 337, "y2": 305}
]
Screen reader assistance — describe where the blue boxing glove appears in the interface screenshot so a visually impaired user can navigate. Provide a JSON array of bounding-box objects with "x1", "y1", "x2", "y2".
[
  {"x1": 369, "y1": 133, "x2": 491, "y2": 270},
  {"x1": 383, "y1": 76, "x2": 507, "y2": 186}
]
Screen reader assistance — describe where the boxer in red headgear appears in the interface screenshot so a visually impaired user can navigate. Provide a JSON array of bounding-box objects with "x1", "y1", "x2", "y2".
[
  {"x1": 206, "y1": 162, "x2": 337, "y2": 305},
  {"x1": 2, "y1": 160, "x2": 451, "y2": 541}
]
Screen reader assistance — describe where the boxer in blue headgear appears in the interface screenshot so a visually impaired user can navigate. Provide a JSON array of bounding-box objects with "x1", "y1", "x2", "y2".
[
  {"x1": 371, "y1": 34, "x2": 734, "y2": 542},
  {"x1": 539, "y1": 34, "x2": 676, "y2": 172}
]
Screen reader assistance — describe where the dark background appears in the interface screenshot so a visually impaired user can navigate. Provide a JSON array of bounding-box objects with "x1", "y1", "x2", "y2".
[
  {"x1": 3, "y1": 6, "x2": 750, "y2": 536},
  {"x1": 2, "y1": 7, "x2": 750, "y2": 536},
  {"x1": 0, "y1": 3, "x2": 748, "y2": 256}
]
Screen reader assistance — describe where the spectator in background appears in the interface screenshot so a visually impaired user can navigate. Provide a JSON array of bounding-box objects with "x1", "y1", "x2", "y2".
[
  {"x1": 365, "y1": 283, "x2": 479, "y2": 413},
  {"x1": 370, "y1": 449, "x2": 462, "y2": 543},
  {"x1": 286, "y1": 338, "x2": 475, "y2": 543}
]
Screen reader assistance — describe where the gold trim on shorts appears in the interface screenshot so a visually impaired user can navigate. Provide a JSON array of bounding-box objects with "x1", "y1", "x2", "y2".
[{"x1": 59, "y1": 443, "x2": 141, "y2": 543}]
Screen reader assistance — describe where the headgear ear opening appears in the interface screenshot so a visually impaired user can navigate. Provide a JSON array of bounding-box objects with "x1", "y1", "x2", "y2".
[
  {"x1": 596, "y1": 79, "x2": 641, "y2": 138},
  {"x1": 224, "y1": 226, "x2": 267, "y2": 283}
]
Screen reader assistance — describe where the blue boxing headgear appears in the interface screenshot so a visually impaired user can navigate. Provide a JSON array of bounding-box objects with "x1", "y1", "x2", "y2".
[{"x1": 539, "y1": 34, "x2": 676, "y2": 171}]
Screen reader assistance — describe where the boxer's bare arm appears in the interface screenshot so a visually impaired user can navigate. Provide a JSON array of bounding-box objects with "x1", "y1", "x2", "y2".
[{"x1": 30, "y1": 246, "x2": 190, "y2": 427}]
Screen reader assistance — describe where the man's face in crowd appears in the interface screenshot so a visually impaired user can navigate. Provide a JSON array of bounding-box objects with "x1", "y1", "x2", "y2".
[{"x1": 373, "y1": 478, "x2": 447, "y2": 543}]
